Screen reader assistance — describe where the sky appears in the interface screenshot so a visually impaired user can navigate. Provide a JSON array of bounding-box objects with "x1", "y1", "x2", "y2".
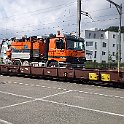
[{"x1": 0, "y1": 0, "x2": 123, "y2": 40}]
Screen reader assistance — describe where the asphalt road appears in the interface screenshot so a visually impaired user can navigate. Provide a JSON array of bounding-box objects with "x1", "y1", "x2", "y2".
[{"x1": 0, "y1": 75, "x2": 124, "y2": 124}]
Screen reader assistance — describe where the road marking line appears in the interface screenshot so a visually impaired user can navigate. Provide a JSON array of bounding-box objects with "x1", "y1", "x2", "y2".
[
  {"x1": 78, "y1": 91, "x2": 83, "y2": 93},
  {"x1": 73, "y1": 90, "x2": 124, "y2": 99},
  {"x1": 103, "y1": 87, "x2": 107, "y2": 88},
  {"x1": 11, "y1": 82, "x2": 123, "y2": 100},
  {"x1": 0, "y1": 119, "x2": 13, "y2": 124},
  {"x1": 2, "y1": 80, "x2": 124, "y2": 100},
  {"x1": 0, "y1": 89, "x2": 124, "y2": 118},
  {"x1": 40, "y1": 99, "x2": 124, "y2": 118},
  {"x1": 58, "y1": 88, "x2": 62, "y2": 90},
  {"x1": 0, "y1": 90, "x2": 33, "y2": 99},
  {"x1": 0, "y1": 100, "x2": 36, "y2": 110},
  {"x1": 84, "y1": 92, "x2": 89, "y2": 94},
  {"x1": 13, "y1": 82, "x2": 17, "y2": 84},
  {"x1": 19, "y1": 83, "x2": 23, "y2": 85},
  {"x1": 37, "y1": 90, "x2": 72, "y2": 100},
  {"x1": 42, "y1": 86, "x2": 46, "y2": 88},
  {"x1": 36, "y1": 85, "x2": 40, "y2": 87},
  {"x1": 0, "y1": 90, "x2": 71, "y2": 109},
  {"x1": 63, "y1": 89, "x2": 67, "y2": 91}
]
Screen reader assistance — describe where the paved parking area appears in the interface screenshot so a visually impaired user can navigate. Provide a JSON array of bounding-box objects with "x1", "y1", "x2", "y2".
[{"x1": 0, "y1": 75, "x2": 124, "y2": 124}]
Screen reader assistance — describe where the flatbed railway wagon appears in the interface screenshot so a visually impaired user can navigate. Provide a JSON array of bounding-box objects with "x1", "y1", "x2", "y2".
[{"x1": 0, "y1": 64, "x2": 124, "y2": 86}]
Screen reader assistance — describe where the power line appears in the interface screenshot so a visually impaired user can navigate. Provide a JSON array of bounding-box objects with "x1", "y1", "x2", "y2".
[
  {"x1": 0, "y1": 2, "x2": 121, "y2": 25},
  {"x1": 0, "y1": 13, "x2": 123, "y2": 32},
  {"x1": 0, "y1": 1, "x2": 76, "y2": 20},
  {"x1": 83, "y1": 17, "x2": 124, "y2": 24},
  {"x1": 0, "y1": 1, "x2": 119, "y2": 21},
  {"x1": 1, "y1": 8, "x2": 124, "y2": 29},
  {"x1": 0, "y1": 17, "x2": 77, "y2": 32},
  {"x1": 88, "y1": 7, "x2": 115, "y2": 13},
  {"x1": 2, "y1": 10, "x2": 124, "y2": 28},
  {"x1": 1, "y1": 16, "x2": 122, "y2": 38},
  {"x1": 0, "y1": 14, "x2": 76, "y2": 29},
  {"x1": 86, "y1": 13, "x2": 124, "y2": 20},
  {"x1": 0, "y1": 0, "x2": 89, "y2": 20},
  {"x1": 0, "y1": 1, "x2": 123, "y2": 38}
]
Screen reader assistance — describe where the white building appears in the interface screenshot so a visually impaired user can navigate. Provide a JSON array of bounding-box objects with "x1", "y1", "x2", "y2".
[
  {"x1": 83, "y1": 29, "x2": 124, "y2": 63},
  {"x1": 0, "y1": 39, "x2": 12, "y2": 64}
]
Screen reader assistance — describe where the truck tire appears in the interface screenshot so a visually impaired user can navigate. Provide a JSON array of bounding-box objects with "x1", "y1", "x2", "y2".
[
  {"x1": 13, "y1": 60, "x2": 22, "y2": 66},
  {"x1": 22, "y1": 61, "x2": 30, "y2": 66}
]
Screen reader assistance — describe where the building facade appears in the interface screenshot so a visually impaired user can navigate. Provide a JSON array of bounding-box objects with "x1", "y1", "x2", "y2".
[
  {"x1": 0, "y1": 39, "x2": 12, "y2": 64},
  {"x1": 83, "y1": 29, "x2": 124, "y2": 63}
]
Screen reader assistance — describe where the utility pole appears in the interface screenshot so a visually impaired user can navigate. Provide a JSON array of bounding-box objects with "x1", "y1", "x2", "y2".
[
  {"x1": 77, "y1": 0, "x2": 81, "y2": 37},
  {"x1": 77, "y1": 0, "x2": 93, "y2": 37},
  {"x1": 106, "y1": 0, "x2": 122, "y2": 77}
]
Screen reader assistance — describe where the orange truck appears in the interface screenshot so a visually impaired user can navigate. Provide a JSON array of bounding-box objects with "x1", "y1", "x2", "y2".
[
  {"x1": 8, "y1": 36, "x2": 45, "y2": 65},
  {"x1": 6, "y1": 32, "x2": 86, "y2": 67}
]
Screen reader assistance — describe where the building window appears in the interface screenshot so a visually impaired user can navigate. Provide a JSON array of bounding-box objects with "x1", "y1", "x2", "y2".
[
  {"x1": 102, "y1": 42, "x2": 106, "y2": 47},
  {"x1": 112, "y1": 52, "x2": 115, "y2": 56},
  {"x1": 86, "y1": 41, "x2": 93, "y2": 46},
  {"x1": 102, "y1": 51, "x2": 106, "y2": 55},
  {"x1": 86, "y1": 50, "x2": 93, "y2": 55},
  {"x1": 113, "y1": 44, "x2": 115, "y2": 47},
  {"x1": 94, "y1": 33, "x2": 96, "y2": 38},
  {"x1": 94, "y1": 51, "x2": 97, "y2": 58},
  {"x1": 112, "y1": 60, "x2": 115, "y2": 62},
  {"x1": 113, "y1": 34, "x2": 116, "y2": 38},
  {"x1": 117, "y1": 44, "x2": 119, "y2": 50},
  {"x1": 101, "y1": 34, "x2": 104, "y2": 38},
  {"x1": 102, "y1": 61, "x2": 106, "y2": 63},
  {"x1": 95, "y1": 42, "x2": 97, "y2": 49},
  {"x1": 89, "y1": 33, "x2": 91, "y2": 38}
]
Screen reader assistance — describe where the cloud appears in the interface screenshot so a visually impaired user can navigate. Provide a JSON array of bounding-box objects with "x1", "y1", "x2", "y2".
[
  {"x1": 0, "y1": 0, "x2": 123, "y2": 40},
  {"x1": 81, "y1": 0, "x2": 124, "y2": 29}
]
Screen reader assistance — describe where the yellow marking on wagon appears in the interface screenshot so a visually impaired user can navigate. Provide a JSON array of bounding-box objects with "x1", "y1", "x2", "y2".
[
  {"x1": 89, "y1": 73, "x2": 98, "y2": 80},
  {"x1": 101, "y1": 74, "x2": 110, "y2": 81}
]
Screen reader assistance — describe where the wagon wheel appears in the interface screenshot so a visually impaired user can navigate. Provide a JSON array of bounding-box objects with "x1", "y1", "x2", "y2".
[{"x1": 48, "y1": 61, "x2": 59, "y2": 67}]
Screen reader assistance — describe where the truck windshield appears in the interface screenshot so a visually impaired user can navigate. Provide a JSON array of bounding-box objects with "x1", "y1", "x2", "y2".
[
  {"x1": 56, "y1": 38, "x2": 65, "y2": 49},
  {"x1": 66, "y1": 39, "x2": 85, "y2": 50}
]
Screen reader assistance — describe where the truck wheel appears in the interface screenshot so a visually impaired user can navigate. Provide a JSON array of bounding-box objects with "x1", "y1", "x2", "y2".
[
  {"x1": 22, "y1": 61, "x2": 30, "y2": 66},
  {"x1": 13, "y1": 60, "x2": 22, "y2": 66},
  {"x1": 48, "y1": 62, "x2": 59, "y2": 67}
]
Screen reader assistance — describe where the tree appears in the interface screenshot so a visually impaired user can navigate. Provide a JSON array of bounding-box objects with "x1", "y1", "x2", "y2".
[
  {"x1": 104, "y1": 26, "x2": 124, "y2": 33},
  {"x1": 108, "y1": 51, "x2": 112, "y2": 62},
  {"x1": 116, "y1": 52, "x2": 118, "y2": 62},
  {"x1": 108, "y1": 51, "x2": 112, "y2": 68}
]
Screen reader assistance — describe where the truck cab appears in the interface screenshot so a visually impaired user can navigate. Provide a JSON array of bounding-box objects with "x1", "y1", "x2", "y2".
[{"x1": 47, "y1": 32, "x2": 86, "y2": 68}]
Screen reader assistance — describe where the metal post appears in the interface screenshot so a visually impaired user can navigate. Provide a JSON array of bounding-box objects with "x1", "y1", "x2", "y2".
[
  {"x1": 77, "y1": 0, "x2": 81, "y2": 37},
  {"x1": 118, "y1": 4, "x2": 122, "y2": 75},
  {"x1": 106, "y1": 0, "x2": 122, "y2": 79},
  {"x1": 77, "y1": 0, "x2": 93, "y2": 37}
]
